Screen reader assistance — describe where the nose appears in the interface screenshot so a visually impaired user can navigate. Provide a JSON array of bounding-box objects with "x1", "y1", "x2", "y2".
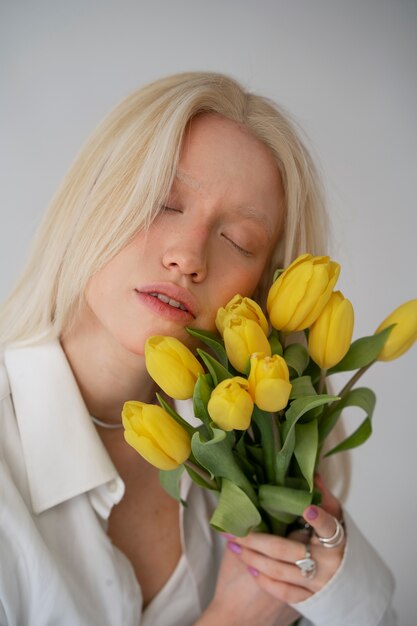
[{"x1": 162, "y1": 228, "x2": 208, "y2": 283}]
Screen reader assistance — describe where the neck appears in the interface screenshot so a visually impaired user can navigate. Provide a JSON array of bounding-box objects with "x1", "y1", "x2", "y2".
[{"x1": 61, "y1": 315, "x2": 157, "y2": 425}]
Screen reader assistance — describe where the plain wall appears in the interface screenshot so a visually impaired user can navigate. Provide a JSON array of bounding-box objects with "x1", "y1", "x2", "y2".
[{"x1": 1, "y1": 1, "x2": 416, "y2": 623}]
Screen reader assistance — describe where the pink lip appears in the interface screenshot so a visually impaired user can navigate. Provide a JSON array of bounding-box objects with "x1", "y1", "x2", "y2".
[{"x1": 135, "y1": 283, "x2": 198, "y2": 321}]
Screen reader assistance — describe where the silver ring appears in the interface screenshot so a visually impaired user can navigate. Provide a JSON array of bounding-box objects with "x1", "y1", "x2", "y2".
[
  {"x1": 295, "y1": 544, "x2": 316, "y2": 579},
  {"x1": 317, "y1": 517, "x2": 345, "y2": 548}
]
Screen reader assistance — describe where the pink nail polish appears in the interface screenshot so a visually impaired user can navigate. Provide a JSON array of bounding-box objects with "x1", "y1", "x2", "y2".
[
  {"x1": 228, "y1": 541, "x2": 242, "y2": 554},
  {"x1": 248, "y1": 566, "x2": 259, "y2": 577},
  {"x1": 306, "y1": 506, "x2": 319, "y2": 520}
]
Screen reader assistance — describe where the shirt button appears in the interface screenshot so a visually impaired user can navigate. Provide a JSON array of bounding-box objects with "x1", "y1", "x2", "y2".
[{"x1": 107, "y1": 479, "x2": 118, "y2": 493}]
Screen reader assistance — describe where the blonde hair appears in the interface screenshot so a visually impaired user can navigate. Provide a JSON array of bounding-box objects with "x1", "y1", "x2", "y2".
[{"x1": 0, "y1": 71, "x2": 329, "y2": 348}]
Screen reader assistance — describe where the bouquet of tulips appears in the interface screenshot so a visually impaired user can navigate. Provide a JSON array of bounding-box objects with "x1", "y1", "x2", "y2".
[{"x1": 123, "y1": 254, "x2": 417, "y2": 537}]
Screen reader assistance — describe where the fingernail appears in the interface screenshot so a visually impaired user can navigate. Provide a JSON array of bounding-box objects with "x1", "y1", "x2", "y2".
[
  {"x1": 228, "y1": 541, "x2": 242, "y2": 554},
  {"x1": 306, "y1": 505, "x2": 319, "y2": 520},
  {"x1": 248, "y1": 566, "x2": 259, "y2": 577}
]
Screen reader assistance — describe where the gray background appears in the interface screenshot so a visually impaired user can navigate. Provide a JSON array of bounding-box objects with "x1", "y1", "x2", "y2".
[{"x1": 1, "y1": 1, "x2": 416, "y2": 623}]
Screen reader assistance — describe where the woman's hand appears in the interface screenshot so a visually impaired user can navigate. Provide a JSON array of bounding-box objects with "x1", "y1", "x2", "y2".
[
  {"x1": 195, "y1": 547, "x2": 300, "y2": 626},
  {"x1": 223, "y1": 475, "x2": 345, "y2": 606}
]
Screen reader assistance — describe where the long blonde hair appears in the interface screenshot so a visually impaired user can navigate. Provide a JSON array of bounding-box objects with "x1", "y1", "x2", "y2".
[{"x1": 0, "y1": 71, "x2": 328, "y2": 347}]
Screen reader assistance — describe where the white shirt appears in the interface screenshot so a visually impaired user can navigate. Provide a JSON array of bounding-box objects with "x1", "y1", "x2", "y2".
[{"x1": 0, "y1": 341, "x2": 395, "y2": 626}]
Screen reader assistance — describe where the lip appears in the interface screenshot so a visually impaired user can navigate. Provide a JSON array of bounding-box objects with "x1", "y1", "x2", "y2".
[{"x1": 135, "y1": 283, "x2": 198, "y2": 319}]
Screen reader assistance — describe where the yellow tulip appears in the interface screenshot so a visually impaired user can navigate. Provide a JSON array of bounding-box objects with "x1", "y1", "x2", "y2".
[
  {"x1": 223, "y1": 316, "x2": 271, "y2": 373},
  {"x1": 216, "y1": 294, "x2": 269, "y2": 336},
  {"x1": 248, "y1": 353, "x2": 292, "y2": 412},
  {"x1": 267, "y1": 254, "x2": 340, "y2": 332},
  {"x1": 308, "y1": 291, "x2": 354, "y2": 370},
  {"x1": 122, "y1": 401, "x2": 191, "y2": 470},
  {"x1": 145, "y1": 336, "x2": 204, "y2": 399},
  {"x1": 375, "y1": 299, "x2": 417, "y2": 361},
  {"x1": 207, "y1": 377, "x2": 254, "y2": 431}
]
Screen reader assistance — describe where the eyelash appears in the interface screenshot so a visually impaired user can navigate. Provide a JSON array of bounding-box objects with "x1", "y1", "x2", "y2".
[
  {"x1": 222, "y1": 234, "x2": 252, "y2": 257},
  {"x1": 162, "y1": 206, "x2": 252, "y2": 257},
  {"x1": 162, "y1": 205, "x2": 182, "y2": 213}
]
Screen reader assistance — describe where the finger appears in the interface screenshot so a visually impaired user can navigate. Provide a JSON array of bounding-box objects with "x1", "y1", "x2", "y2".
[
  {"x1": 254, "y1": 572, "x2": 313, "y2": 605},
  {"x1": 314, "y1": 473, "x2": 342, "y2": 518},
  {"x1": 228, "y1": 532, "x2": 307, "y2": 565},
  {"x1": 303, "y1": 505, "x2": 345, "y2": 548},
  {"x1": 227, "y1": 540, "x2": 313, "y2": 590}
]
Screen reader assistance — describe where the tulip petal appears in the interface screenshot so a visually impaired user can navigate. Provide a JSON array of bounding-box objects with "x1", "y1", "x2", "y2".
[
  {"x1": 146, "y1": 349, "x2": 197, "y2": 399},
  {"x1": 324, "y1": 297, "x2": 354, "y2": 368},
  {"x1": 291, "y1": 262, "x2": 340, "y2": 331},
  {"x1": 141, "y1": 406, "x2": 191, "y2": 464},
  {"x1": 376, "y1": 299, "x2": 417, "y2": 361},
  {"x1": 267, "y1": 263, "x2": 312, "y2": 329},
  {"x1": 308, "y1": 291, "x2": 354, "y2": 369},
  {"x1": 255, "y1": 378, "x2": 292, "y2": 412},
  {"x1": 208, "y1": 377, "x2": 254, "y2": 431},
  {"x1": 124, "y1": 430, "x2": 179, "y2": 470}
]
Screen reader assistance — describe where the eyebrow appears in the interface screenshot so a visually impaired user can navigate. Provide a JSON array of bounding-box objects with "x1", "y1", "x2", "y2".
[{"x1": 175, "y1": 169, "x2": 201, "y2": 190}]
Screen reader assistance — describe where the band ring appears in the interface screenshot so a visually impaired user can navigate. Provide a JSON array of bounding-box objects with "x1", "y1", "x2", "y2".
[{"x1": 317, "y1": 517, "x2": 345, "y2": 548}]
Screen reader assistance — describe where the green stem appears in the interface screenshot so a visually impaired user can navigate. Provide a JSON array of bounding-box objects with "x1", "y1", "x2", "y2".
[
  {"x1": 318, "y1": 368, "x2": 327, "y2": 394},
  {"x1": 270, "y1": 413, "x2": 281, "y2": 454},
  {"x1": 270, "y1": 412, "x2": 282, "y2": 485},
  {"x1": 185, "y1": 460, "x2": 219, "y2": 490},
  {"x1": 317, "y1": 360, "x2": 376, "y2": 458},
  {"x1": 338, "y1": 360, "x2": 375, "y2": 399},
  {"x1": 247, "y1": 425, "x2": 255, "y2": 442}
]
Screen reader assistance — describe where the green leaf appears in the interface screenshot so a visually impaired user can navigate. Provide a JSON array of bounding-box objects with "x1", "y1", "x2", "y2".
[
  {"x1": 186, "y1": 327, "x2": 228, "y2": 367},
  {"x1": 197, "y1": 349, "x2": 233, "y2": 386},
  {"x1": 259, "y1": 484, "x2": 313, "y2": 517},
  {"x1": 322, "y1": 387, "x2": 376, "y2": 456},
  {"x1": 289, "y1": 376, "x2": 317, "y2": 399},
  {"x1": 193, "y1": 374, "x2": 213, "y2": 428},
  {"x1": 272, "y1": 267, "x2": 284, "y2": 282},
  {"x1": 191, "y1": 430, "x2": 257, "y2": 504},
  {"x1": 159, "y1": 466, "x2": 186, "y2": 505},
  {"x1": 184, "y1": 463, "x2": 219, "y2": 490},
  {"x1": 328, "y1": 326, "x2": 394, "y2": 373},
  {"x1": 269, "y1": 329, "x2": 283, "y2": 356},
  {"x1": 318, "y1": 386, "x2": 376, "y2": 443},
  {"x1": 210, "y1": 479, "x2": 262, "y2": 537},
  {"x1": 284, "y1": 344, "x2": 310, "y2": 377},
  {"x1": 275, "y1": 395, "x2": 338, "y2": 484},
  {"x1": 294, "y1": 420, "x2": 318, "y2": 491},
  {"x1": 156, "y1": 393, "x2": 196, "y2": 437},
  {"x1": 252, "y1": 407, "x2": 280, "y2": 483}
]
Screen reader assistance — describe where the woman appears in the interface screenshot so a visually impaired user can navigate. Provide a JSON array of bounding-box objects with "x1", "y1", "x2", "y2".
[{"x1": 0, "y1": 72, "x2": 395, "y2": 625}]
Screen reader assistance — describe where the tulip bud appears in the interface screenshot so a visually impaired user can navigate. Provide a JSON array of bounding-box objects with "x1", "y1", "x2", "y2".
[
  {"x1": 145, "y1": 336, "x2": 204, "y2": 399},
  {"x1": 122, "y1": 401, "x2": 191, "y2": 470},
  {"x1": 375, "y1": 299, "x2": 417, "y2": 361},
  {"x1": 308, "y1": 291, "x2": 354, "y2": 370},
  {"x1": 216, "y1": 294, "x2": 269, "y2": 336},
  {"x1": 248, "y1": 353, "x2": 292, "y2": 412},
  {"x1": 267, "y1": 254, "x2": 340, "y2": 332},
  {"x1": 207, "y1": 377, "x2": 254, "y2": 431},
  {"x1": 223, "y1": 316, "x2": 271, "y2": 373}
]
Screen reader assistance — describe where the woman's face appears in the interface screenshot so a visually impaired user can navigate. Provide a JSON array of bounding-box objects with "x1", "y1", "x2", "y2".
[{"x1": 84, "y1": 113, "x2": 284, "y2": 355}]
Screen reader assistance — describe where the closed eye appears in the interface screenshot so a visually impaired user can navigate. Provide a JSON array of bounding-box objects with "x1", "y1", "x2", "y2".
[
  {"x1": 162, "y1": 205, "x2": 183, "y2": 214},
  {"x1": 221, "y1": 233, "x2": 252, "y2": 257}
]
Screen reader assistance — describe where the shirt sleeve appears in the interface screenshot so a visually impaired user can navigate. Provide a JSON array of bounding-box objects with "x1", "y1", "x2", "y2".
[{"x1": 292, "y1": 511, "x2": 396, "y2": 626}]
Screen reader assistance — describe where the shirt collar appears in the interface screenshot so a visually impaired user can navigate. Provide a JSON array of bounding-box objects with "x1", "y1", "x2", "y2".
[{"x1": 4, "y1": 340, "x2": 121, "y2": 515}]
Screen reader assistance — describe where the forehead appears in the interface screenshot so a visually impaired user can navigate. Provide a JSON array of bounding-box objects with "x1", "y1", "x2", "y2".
[{"x1": 171, "y1": 114, "x2": 284, "y2": 235}]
